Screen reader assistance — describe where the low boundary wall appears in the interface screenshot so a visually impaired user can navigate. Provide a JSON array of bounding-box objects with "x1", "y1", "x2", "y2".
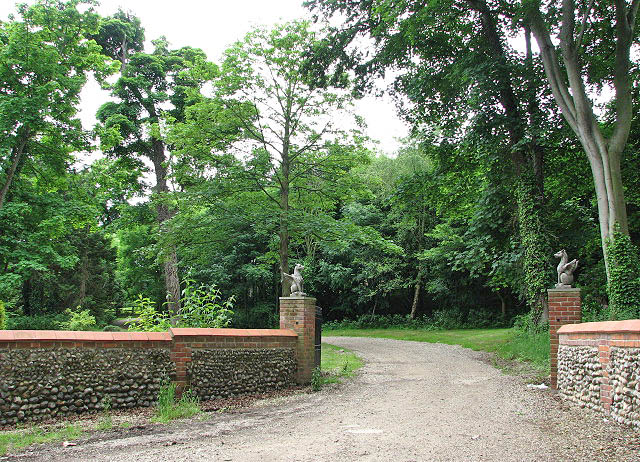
[
  {"x1": 0, "y1": 296, "x2": 317, "y2": 425},
  {"x1": 557, "y1": 320, "x2": 640, "y2": 429}
]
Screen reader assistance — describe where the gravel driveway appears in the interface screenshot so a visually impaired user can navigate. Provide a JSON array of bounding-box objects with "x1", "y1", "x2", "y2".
[{"x1": 9, "y1": 337, "x2": 640, "y2": 461}]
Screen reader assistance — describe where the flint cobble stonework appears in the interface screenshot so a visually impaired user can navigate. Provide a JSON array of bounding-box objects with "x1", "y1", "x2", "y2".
[
  {"x1": 0, "y1": 303, "x2": 315, "y2": 426},
  {"x1": 557, "y1": 345, "x2": 602, "y2": 410},
  {"x1": 0, "y1": 347, "x2": 173, "y2": 425},
  {"x1": 557, "y1": 320, "x2": 640, "y2": 429},
  {"x1": 609, "y1": 347, "x2": 640, "y2": 428},
  {"x1": 188, "y1": 348, "x2": 296, "y2": 400}
]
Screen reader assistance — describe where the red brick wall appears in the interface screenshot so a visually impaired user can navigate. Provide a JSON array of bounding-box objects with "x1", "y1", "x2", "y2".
[
  {"x1": 548, "y1": 288, "x2": 582, "y2": 388},
  {"x1": 279, "y1": 297, "x2": 316, "y2": 384}
]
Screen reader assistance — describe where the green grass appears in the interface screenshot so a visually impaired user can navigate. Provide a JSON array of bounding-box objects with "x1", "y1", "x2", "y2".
[
  {"x1": 325, "y1": 327, "x2": 549, "y2": 376},
  {"x1": 0, "y1": 423, "x2": 83, "y2": 456},
  {"x1": 152, "y1": 382, "x2": 201, "y2": 423},
  {"x1": 313, "y1": 342, "x2": 364, "y2": 390}
]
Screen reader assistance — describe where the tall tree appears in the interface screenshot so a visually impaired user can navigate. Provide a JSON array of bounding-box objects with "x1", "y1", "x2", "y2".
[
  {"x1": 305, "y1": 0, "x2": 554, "y2": 316},
  {"x1": 95, "y1": 22, "x2": 208, "y2": 316},
  {"x1": 172, "y1": 21, "x2": 368, "y2": 296},
  {"x1": 524, "y1": 0, "x2": 639, "y2": 280},
  {"x1": 0, "y1": 0, "x2": 115, "y2": 210}
]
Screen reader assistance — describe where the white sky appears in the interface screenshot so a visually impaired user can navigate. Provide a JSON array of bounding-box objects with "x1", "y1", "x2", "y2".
[{"x1": 2, "y1": 0, "x2": 408, "y2": 156}]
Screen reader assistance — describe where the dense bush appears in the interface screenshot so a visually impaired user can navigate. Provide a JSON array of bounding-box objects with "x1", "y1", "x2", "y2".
[
  {"x1": 59, "y1": 308, "x2": 98, "y2": 331},
  {"x1": 128, "y1": 280, "x2": 235, "y2": 332},
  {"x1": 7, "y1": 313, "x2": 69, "y2": 330},
  {"x1": 323, "y1": 309, "x2": 507, "y2": 331}
]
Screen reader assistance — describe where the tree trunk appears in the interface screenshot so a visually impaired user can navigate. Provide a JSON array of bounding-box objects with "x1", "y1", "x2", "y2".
[
  {"x1": 410, "y1": 276, "x2": 421, "y2": 319},
  {"x1": 151, "y1": 139, "x2": 181, "y2": 318},
  {"x1": 526, "y1": 1, "x2": 636, "y2": 281},
  {"x1": 0, "y1": 131, "x2": 29, "y2": 211},
  {"x1": 279, "y1": 171, "x2": 290, "y2": 296},
  {"x1": 22, "y1": 276, "x2": 32, "y2": 316},
  {"x1": 279, "y1": 101, "x2": 292, "y2": 297},
  {"x1": 497, "y1": 291, "x2": 506, "y2": 318},
  {"x1": 77, "y1": 242, "x2": 89, "y2": 308}
]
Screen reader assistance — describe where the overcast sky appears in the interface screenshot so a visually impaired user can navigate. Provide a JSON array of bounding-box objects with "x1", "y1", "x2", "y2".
[{"x1": 3, "y1": 0, "x2": 408, "y2": 155}]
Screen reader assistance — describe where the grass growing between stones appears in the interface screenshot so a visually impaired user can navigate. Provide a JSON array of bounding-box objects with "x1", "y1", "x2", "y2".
[
  {"x1": 313, "y1": 343, "x2": 364, "y2": 390},
  {"x1": 0, "y1": 423, "x2": 82, "y2": 456},
  {"x1": 152, "y1": 382, "x2": 201, "y2": 423},
  {"x1": 325, "y1": 328, "x2": 549, "y2": 377}
]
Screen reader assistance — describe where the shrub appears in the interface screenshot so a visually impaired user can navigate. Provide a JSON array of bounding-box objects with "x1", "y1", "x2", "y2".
[
  {"x1": 129, "y1": 280, "x2": 235, "y2": 332},
  {"x1": 102, "y1": 324, "x2": 123, "y2": 332},
  {"x1": 60, "y1": 308, "x2": 97, "y2": 331},
  {"x1": 231, "y1": 302, "x2": 279, "y2": 328},
  {"x1": 177, "y1": 279, "x2": 234, "y2": 328},
  {"x1": 311, "y1": 367, "x2": 323, "y2": 392},
  {"x1": 127, "y1": 295, "x2": 171, "y2": 332},
  {"x1": 7, "y1": 313, "x2": 69, "y2": 330}
]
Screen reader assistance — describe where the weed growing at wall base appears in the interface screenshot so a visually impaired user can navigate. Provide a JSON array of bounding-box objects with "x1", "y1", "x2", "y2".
[{"x1": 153, "y1": 382, "x2": 201, "y2": 423}]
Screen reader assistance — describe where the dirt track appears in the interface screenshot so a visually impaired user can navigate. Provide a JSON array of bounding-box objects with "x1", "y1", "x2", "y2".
[{"x1": 9, "y1": 337, "x2": 640, "y2": 461}]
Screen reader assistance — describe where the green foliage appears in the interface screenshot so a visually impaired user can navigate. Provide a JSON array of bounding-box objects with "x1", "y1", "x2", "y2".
[
  {"x1": 153, "y1": 382, "x2": 200, "y2": 423},
  {"x1": 177, "y1": 279, "x2": 234, "y2": 328},
  {"x1": 59, "y1": 307, "x2": 97, "y2": 331},
  {"x1": 323, "y1": 311, "x2": 506, "y2": 331},
  {"x1": 311, "y1": 367, "x2": 323, "y2": 392},
  {"x1": 606, "y1": 226, "x2": 640, "y2": 320},
  {"x1": 7, "y1": 313, "x2": 69, "y2": 330},
  {"x1": 494, "y1": 329, "x2": 550, "y2": 375},
  {"x1": 0, "y1": 301, "x2": 6, "y2": 330},
  {"x1": 97, "y1": 395, "x2": 113, "y2": 430},
  {"x1": 128, "y1": 280, "x2": 235, "y2": 331},
  {"x1": 516, "y1": 178, "x2": 552, "y2": 316},
  {"x1": 127, "y1": 295, "x2": 171, "y2": 332},
  {"x1": 512, "y1": 312, "x2": 549, "y2": 335}
]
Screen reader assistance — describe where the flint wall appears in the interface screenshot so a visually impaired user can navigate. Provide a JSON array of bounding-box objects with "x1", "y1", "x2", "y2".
[
  {"x1": 557, "y1": 320, "x2": 640, "y2": 429},
  {"x1": 0, "y1": 327, "x2": 298, "y2": 425}
]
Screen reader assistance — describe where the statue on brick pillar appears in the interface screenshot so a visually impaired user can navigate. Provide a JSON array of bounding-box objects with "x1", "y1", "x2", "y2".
[
  {"x1": 554, "y1": 249, "x2": 578, "y2": 288},
  {"x1": 281, "y1": 263, "x2": 306, "y2": 297}
]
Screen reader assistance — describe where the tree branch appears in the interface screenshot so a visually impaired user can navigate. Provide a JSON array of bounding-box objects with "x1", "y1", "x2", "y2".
[{"x1": 575, "y1": 0, "x2": 594, "y2": 51}]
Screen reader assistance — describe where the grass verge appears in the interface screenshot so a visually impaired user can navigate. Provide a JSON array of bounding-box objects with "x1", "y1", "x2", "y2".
[
  {"x1": 313, "y1": 342, "x2": 364, "y2": 390},
  {"x1": 325, "y1": 328, "x2": 549, "y2": 378},
  {"x1": 0, "y1": 423, "x2": 82, "y2": 456}
]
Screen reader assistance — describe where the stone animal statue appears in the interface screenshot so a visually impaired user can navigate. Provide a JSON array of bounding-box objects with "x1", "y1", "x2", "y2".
[
  {"x1": 554, "y1": 249, "x2": 578, "y2": 288},
  {"x1": 282, "y1": 263, "x2": 306, "y2": 296}
]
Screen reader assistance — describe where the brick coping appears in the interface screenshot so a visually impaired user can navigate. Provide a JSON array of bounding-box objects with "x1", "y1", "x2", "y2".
[
  {"x1": 558, "y1": 319, "x2": 640, "y2": 335},
  {"x1": 0, "y1": 328, "x2": 297, "y2": 342},
  {"x1": 547, "y1": 288, "x2": 581, "y2": 294},
  {"x1": 169, "y1": 328, "x2": 297, "y2": 337}
]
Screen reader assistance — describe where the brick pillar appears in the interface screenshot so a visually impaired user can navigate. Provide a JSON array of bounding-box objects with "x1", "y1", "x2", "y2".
[
  {"x1": 280, "y1": 296, "x2": 316, "y2": 384},
  {"x1": 168, "y1": 328, "x2": 194, "y2": 395},
  {"x1": 598, "y1": 343, "x2": 612, "y2": 412},
  {"x1": 548, "y1": 288, "x2": 581, "y2": 389}
]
